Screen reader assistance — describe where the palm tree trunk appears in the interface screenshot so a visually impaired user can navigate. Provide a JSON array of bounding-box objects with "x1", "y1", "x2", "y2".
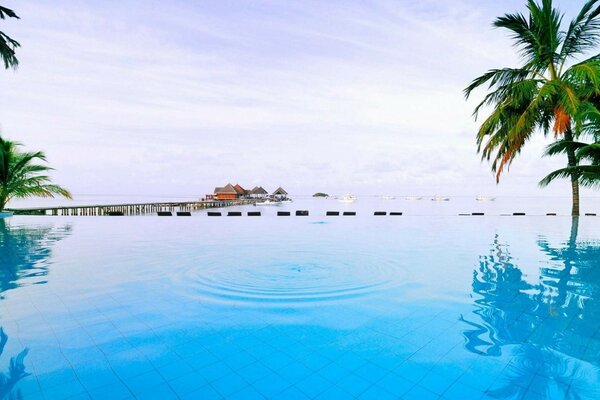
[{"x1": 564, "y1": 128, "x2": 580, "y2": 216}]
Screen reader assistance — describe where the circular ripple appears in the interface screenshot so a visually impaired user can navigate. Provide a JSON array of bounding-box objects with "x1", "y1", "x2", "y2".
[{"x1": 171, "y1": 248, "x2": 406, "y2": 305}]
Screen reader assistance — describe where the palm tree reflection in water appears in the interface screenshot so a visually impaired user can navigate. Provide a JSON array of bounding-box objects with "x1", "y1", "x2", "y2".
[
  {"x1": 0, "y1": 219, "x2": 71, "y2": 399},
  {"x1": 461, "y1": 218, "x2": 600, "y2": 399}
]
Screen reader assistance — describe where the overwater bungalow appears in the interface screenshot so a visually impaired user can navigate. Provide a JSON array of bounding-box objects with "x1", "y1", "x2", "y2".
[
  {"x1": 248, "y1": 186, "x2": 268, "y2": 199},
  {"x1": 272, "y1": 187, "x2": 289, "y2": 200},
  {"x1": 233, "y1": 184, "x2": 247, "y2": 198},
  {"x1": 213, "y1": 183, "x2": 239, "y2": 200}
]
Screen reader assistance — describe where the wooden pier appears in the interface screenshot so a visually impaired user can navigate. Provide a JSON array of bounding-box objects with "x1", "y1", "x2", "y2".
[{"x1": 7, "y1": 199, "x2": 256, "y2": 216}]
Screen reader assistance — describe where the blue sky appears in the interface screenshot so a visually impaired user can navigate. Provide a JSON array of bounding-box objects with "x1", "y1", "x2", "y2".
[{"x1": 0, "y1": 0, "x2": 594, "y2": 198}]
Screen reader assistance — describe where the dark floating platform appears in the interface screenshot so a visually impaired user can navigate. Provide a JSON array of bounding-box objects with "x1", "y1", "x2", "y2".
[
  {"x1": 547, "y1": 213, "x2": 557, "y2": 216},
  {"x1": 277, "y1": 211, "x2": 291, "y2": 216},
  {"x1": 343, "y1": 211, "x2": 356, "y2": 216},
  {"x1": 176, "y1": 211, "x2": 192, "y2": 216},
  {"x1": 228, "y1": 211, "x2": 242, "y2": 216},
  {"x1": 472, "y1": 212, "x2": 485, "y2": 216},
  {"x1": 374, "y1": 211, "x2": 387, "y2": 216},
  {"x1": 326, "y1": 211, "x2": 340, "y2": 216},
  {"x1": 586, "y1": 213, "x2": 597, "y2": 216},
  {"x1": 247, "y1": 211, "x2": 261, "y2": 216},
  {"x1": 296, "y1": 210, "x2": 309, "y2": 216},
  {"x1": 207, "y1": 212, "x2": 222, "y2": 216},
  {"x1": 107, "y1": 211, "x2": 124, "y2": 216},
  {"x1": 513, "y1": 212, "x2": 526, "y2": 216},
  {"x1": 157, "y1": 211, "x2": 173, "y2": 216},
  {"x1": 390, "y1": 212, "x2": 403, "y2": 216}
]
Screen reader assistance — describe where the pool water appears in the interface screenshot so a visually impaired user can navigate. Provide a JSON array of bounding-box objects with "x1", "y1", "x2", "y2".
[{"x1": 0, "y1": 215, "x2": 599, "y2": 399}]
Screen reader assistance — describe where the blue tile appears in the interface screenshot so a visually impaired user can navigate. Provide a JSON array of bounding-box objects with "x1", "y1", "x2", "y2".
[
  {"x1": 393, "y1": 360, "x2": 430, "y2": 383},
  {"x1": 314, "y1": 385, "x2": 353, "y2": 399},
  {"x1": 211, "y1": 372, "x2": 249, "y2": 397},
  {"x1": 252, "y1": 372, "x2": 292, "y2": 398},
  {"x1": 375, "y1": 372, "x2": 414, "y2": 397},
  {"x1": 260, "y1": 352, "x2": 295, "y2": 370},
  {"x1": 77, "y1": 369, "x2": 123, "y2": 391},
  {"x1": 277, "y1": 362, "x2": 313, "y2": 384},
  {"x1": 88, "y1": 382, "x2": 133, "y2": 400},
  {"x1": 122, "y1": 369, "x2": 166, "y2": 395},
  {"x1": 296, "y1": 373, "x2": 332, "y2": 398},
  {"x1": 222, "y1": 350, "x2": 256, "y2": 371},
  {"x1": 37, "y1": 368, "x2": 80, "y2": 390},
  {"x1": 168, "y1": 372, "x2": 207, "y2": 397},
  {"x1": 229, "y1": 385, "x2": 266, "y2": 399},
  {"x1": 334, "y1": 353, "x2": 366, "y2": 372},
  {"x1": 419, "y1": 372, "x2": 457, "y2": 395},
  {"x1": 196, "y1": 361, "x2": 233, "y2": 383},
  {"x1": 180, "y1": 384, "x2": 224, "y2": 400},
  {"x1": 299, "y1": 352, "x2": 332, "y2": 371},
  {"x1": 41, "y1": 380, "x2": 88, "y2": 400},
  {"x1": 276, "y1": 387, "x2": 311, "y2": 399},
  {"x1": 156, "y1": 359, "x2": 195, "y2": 381},
  {"x1": 403, "y1": 385, "x2": 439, "y2": 400},
  {"x1": 136, "y1": 383, "x2": 179, "y2": 400},
  {"x1": 360, "y1": 385, "x2": 401, "y2": 400},
  {"x1": 443, "y1": 382, "x2": 484, "y2": 400},
  {"x1": 318, "y1": 362, "x2": 351, "y2": 383},
  {"x1": 354, "y1": 361, "x2": 389, "y2": 383},
  {"x1": 335, "y1": 373, "x2": 372, "y2": 396}
]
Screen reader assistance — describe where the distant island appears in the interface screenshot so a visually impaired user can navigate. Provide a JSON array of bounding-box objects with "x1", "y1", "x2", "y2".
[{"x1": 313, "y1": 192, "x2": 329, "y2": 198}]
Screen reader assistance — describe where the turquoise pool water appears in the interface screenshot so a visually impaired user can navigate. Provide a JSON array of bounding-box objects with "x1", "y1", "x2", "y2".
[{"x1": 0, "y1": 215, "x2": 599, "y2": 399}]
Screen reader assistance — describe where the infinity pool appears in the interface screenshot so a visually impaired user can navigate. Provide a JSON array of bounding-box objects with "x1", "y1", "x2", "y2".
[{"x1": 0, "y1": 215, "x2": 599, "y2": 399}]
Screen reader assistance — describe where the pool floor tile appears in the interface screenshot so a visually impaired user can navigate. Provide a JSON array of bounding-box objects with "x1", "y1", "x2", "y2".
[
  {"x1": 375, "y1": 372, "x2": 414, "y2": 397},
  {"x1": 402, "y1": 384, "x2": 440, "y2": 400},
  {"x1": 252, "y1": 372, "x2": 292, "y2": 398},
  {"x1": 295, "y1": 372, "x2": 331, "y2": 398},
  {"x1": 211, "y1": 372, "x2": 249, "y2": 397},
  {"x1": 335, "y1": 372, "x2": 372, "y2": 396},
  {"x1": 168, "y1": 371, "x2": 208, "y2": 397}
]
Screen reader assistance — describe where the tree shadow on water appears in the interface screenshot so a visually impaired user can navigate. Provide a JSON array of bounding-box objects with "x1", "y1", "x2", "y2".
[
  {"x1": 0, "y1": 219, "x2": 71, "y2": 399},
  {"x1": 0, "y1": 219, "x2": 71, "y2": 297},
  {"x1": 460, "y1": 218, "x2": 600, "y2": 400}
]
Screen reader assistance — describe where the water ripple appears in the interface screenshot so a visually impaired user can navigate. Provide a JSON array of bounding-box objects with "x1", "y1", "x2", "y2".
[{"x1": 171, "y1": 248, "x2": 405, "y2": 306}]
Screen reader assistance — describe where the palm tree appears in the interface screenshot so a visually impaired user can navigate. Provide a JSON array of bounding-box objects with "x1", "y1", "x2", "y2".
[
  {"x1": 541, "y1": 139, "x2": 600, "y2": 187},
  {"x1": 464, "y1": 0, "x2": 600, "y2": 216},
  {"x1": 0, "y1": 136, "x2": 72, "y2": 212},
  {"x1": 0, "y1": 5, "x2": 19, "y2": 69}
]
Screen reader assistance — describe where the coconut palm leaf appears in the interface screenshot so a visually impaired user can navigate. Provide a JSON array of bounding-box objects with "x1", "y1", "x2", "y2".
[
  {"x1": 539, "y1": 164, "x2": 600, "y2": 187},
  {"x1": 0, "y1": 136, "x2": 72, "y2": 211},
  {"x1": 560, "y1": 0, "x2": 600, "y2": 62},
  {"x1": 465, "y1": 0, "x2": 600, "y2": 215},
  {"x1": 0, "y1": 5, "x2": 19, "y2": 69}
]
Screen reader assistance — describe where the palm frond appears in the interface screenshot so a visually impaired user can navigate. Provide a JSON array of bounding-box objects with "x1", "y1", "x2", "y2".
[
  {"x1": 539, "y1": 165, "x2": 600, "y2": 187},
  {"x1": 0, "y1": 137, "x2": 71, "y2": 211},
  {"x1": 0, "y1": 6, "x2": 19, "y2": 20},
  {"x1": 560, "y1": 0, "x2": 600, "y2": 62}
]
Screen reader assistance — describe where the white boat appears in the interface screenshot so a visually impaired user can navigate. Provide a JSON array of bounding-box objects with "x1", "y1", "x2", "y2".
[
  {"x1": 0, "y1": 211, "x2": 13, "y2": 218},
  {"x1": 255, "y1": 199, "x2": 282, "y2": 206},
  {"x1": 404, "y1": 196, "x2": 422, "y2": 201},
  {"x1": 431, "y1": 195, "x2": 450, "y2": 202},
  {"x1": 280, "y1": 198, "x2": 293, "y2": 204},
  {"x1": 381, "y1": 195, "x2": 396, "y2": 200},
  {"x1": 476, "y1": 196, "x2": 496, "y2": 201},
  {"x1": 338, "y1": 194, "x2": 357, "y2": 203}
]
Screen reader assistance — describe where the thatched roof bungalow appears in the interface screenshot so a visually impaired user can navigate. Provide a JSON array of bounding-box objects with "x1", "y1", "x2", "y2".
[
  {"x1": 248, "y1": 186, "x2": 268, "y2": 198},
  {"x1": 213, "y1": 183, "x2": 239, "y2": 200},
  {"x1": 272, "y1": 187, "x2": 288, "y2": 199}
]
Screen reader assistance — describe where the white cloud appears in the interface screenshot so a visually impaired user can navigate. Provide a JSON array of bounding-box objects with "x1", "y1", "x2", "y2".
[{"x1": 0, "y1": 0, "x2": 594, "y2": 201}]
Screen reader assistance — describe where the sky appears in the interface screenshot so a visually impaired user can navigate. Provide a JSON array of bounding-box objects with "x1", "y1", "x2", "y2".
[{"x1": 0, "y1": 0, "x2": 596, "y2": 199}]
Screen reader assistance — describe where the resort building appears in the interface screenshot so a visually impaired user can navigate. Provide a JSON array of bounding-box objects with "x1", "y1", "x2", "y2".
[
  {"x1": 272, "y1": 187, "x2": 288, "y2": 199},
  {"x1": 233, "y1": 184, "x2": 247, "y2": 198},
  {"x1": 213, "y1": 183, "x2": 239, "y2": 200},
  {"x1": 248, "y1": 186, "x2": 268, "y2": 199}
]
